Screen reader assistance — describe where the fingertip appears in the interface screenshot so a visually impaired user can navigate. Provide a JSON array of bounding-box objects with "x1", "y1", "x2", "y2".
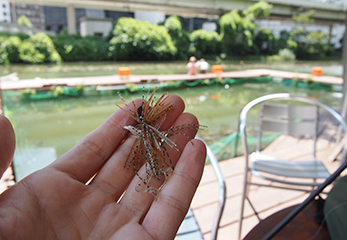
[{"x1": 168, "y1": 94, "x2": 185, "y2": 111}]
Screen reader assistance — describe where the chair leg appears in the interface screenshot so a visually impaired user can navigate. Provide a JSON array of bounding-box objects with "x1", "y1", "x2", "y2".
[
  {"x1": 238, "y1": 169, "x2": 252, "y2": 239},
  {"x1": 246, "y1": 197, "x2": 261, "y2": 222}
]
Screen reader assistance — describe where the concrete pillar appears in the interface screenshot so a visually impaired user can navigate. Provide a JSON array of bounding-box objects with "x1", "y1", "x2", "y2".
[
  {"x1": 328, "y1": 24, "x2": 332, "y2": 46},
  {"x1": 189, "y1": 18, "x2": 194, "y2": 31},
  {"x1": 341, "y1": 10, "x2": 347, "y2": 119},
  {"x1": 67, "y1": 5, "x2": 76, "y2": 34}
]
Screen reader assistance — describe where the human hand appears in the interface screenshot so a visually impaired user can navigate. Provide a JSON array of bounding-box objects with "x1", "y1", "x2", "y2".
[{"x1": 0, "y1": 95, "x2": 206, "y2": 240}]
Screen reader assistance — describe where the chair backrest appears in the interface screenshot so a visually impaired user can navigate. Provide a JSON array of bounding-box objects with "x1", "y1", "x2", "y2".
[
  {"x1": 256, "y1": 103, "x2": 319, "y2": 156},
  {"x1": 240, "y1": 93, "x2": 347, "y2": 166}
]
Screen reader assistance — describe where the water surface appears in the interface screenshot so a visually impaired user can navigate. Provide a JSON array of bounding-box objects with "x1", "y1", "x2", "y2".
[
  {"x1": 0, "y1": 60, "x2": 342, "y2": 80},
  {"x1": 3, "y1": 80, "x2": 342, "y2": 180}
]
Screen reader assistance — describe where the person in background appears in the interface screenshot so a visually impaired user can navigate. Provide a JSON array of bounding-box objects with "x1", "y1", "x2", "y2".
[
  {"x1": 198, "y1": 58, "x2": 210, "y2": 73},
  {"x1": 187, "y1": 56, "x2": 198, "y2": 75}
]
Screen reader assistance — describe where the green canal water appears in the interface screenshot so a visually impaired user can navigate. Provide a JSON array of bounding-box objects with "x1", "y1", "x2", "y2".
[
  {"x1": 0, "y1": 60, "x2": 343, "y2": 79},
  {"x1": 3, "y1": 77, "x2": 342, "y2": 180}
]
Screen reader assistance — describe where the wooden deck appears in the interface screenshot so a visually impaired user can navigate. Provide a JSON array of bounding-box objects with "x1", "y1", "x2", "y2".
[
  {"x1": 191, "y1": 119, "x2": 344, "y2": 240},
  {"x1": 0, "y1": 69, "x2": 342, "y2": 91}
]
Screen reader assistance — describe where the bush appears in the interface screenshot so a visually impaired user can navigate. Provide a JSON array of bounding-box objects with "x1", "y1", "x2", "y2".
[
  {"x1": 0, "y1": 34, "x2": 29, "y2": 64},
  {"x1": 287, "y1": 27, "x2": 332, "y2": 60},
  {"x1": 53, "y1": 32, "x2": 110, "y2": 61},
  {"x1": 278, "y1": 48, "x2": 296, "y2": 61},
  {"x1": 19, "y1": 33, "x2": 61, "y2": 64},
  {"x1": 189, "y1": 29, "x2": 220, "y2": 57},
  {"x1": 164, "y1": 15, "x2": 190, "y2": 60},
  {"x1": 108, "y1": 17, "x2": 177, "y2": 61},
  {"x1": 4, "y1": 36, "x2": 22, "y2": 63},
  {"x1": 0, "y1": 36, "x2": 8, "y2": 64}
]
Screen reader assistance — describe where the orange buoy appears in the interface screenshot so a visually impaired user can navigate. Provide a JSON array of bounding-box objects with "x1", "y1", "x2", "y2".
[
  {"x1": 118, "y1": 67, "x2": 131, "y2": 80},
  {"x1": 212, "y1": 65, "x2": 223, "y2": 74},
  {"x1": 311, "y1": 67, "x2": 323, "y2": 76}
]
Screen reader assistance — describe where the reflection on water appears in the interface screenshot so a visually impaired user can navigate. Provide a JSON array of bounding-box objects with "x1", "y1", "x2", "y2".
[{"x1": 3, "y1": 81, "x2": 342, "y2": 180}]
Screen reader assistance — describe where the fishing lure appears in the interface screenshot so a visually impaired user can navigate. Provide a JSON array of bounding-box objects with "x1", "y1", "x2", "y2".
[{"x1": 117, "y1": 87, "x2": 204, "y2": 198}]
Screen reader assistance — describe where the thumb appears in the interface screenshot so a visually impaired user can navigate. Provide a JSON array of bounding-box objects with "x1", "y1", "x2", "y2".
[{"x1": 0, "y1": 115, "x2": 15, "y2": 178}]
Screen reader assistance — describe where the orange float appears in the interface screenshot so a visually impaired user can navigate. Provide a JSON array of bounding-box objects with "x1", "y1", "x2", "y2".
[
  {"x1": 118, "y1": 67, "x2": 131, "y2": 80},
  {"x1": 311, "y1": 67, "x2": 323, "y2": 76},
  {"x1": 212, "y1": 65, "x2": 223, "y2": 74}
]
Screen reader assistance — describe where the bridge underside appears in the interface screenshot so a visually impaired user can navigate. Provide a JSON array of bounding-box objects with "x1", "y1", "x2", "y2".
[
  {"x1": 8, "y1": 0, "x2": 347, "y2": 34},
  {"x1": 9, "y1": 0, "x2": 346, "y2": 20}
]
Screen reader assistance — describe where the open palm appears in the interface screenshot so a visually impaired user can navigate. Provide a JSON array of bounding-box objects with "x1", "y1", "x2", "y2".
[{"x1": 0, "y1": 95, "x2": 206, "y2": 240}]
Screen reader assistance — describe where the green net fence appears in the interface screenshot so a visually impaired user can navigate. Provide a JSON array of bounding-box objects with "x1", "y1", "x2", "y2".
[{"x1": 208, "y1": 132, "x2": 279, "y2": 161}]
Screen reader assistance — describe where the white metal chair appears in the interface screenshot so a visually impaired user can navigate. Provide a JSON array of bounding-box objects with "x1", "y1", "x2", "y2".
[
  {"x1": 238, "y1": 93, "x2": 347, "y2": 239},
  {"x1": 176, "y1": 136, "x2": 226, "y2": 240}
]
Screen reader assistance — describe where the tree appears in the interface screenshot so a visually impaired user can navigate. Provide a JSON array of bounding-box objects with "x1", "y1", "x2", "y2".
[
  {"x1": 164, "y1": 15, "x2": 190, "y2": 59},
  {"x1": 17, "y1": 15, "x2": 33, "y2": 28},
  {"x1": 287, "y1": 10, "x2": 333, "y2": 59},
  {"x1": 219, "y1": 1, "x2": 273, "y2": 56},
  {"x1": 108, "y1": 17, "x2": 176, "y2": 61}
]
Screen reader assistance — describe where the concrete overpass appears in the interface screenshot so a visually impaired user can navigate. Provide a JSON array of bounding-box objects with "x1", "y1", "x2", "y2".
[{"x1": 9, "y1": 0, "x2": 347, "y2": 34}]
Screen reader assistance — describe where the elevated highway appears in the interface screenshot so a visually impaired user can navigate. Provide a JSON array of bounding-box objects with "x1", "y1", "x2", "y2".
[{"x1": 9, "y1": 0, "x2": 347, "y2": 34}]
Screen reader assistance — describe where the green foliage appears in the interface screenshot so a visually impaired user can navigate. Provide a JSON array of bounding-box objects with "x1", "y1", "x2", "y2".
[
  {"x1": 53, "y1": 32, "x2": 110, "y2": 61},
  {"x1": 277, "y1": 30, "x2": 290, "y2": 50},
  {"x1": 19, "y1": 33, "x2": 61, "y2": 64},
  {"x1": 164, "y1": 15, "x2": 182, "y2": 32},
  {"x1": 293, "y1": 10, "x2": 315, "y2": 24},
  {"x1": 52, "y1": 86, "x2": 64, "y2": 97},
  {"x1": 253, "y1": 28, "x2": 276, "y2": 55},
  {"x1": 0, "y1": 36, "x2": 8, "y2": 64},
  {"x1": 304, "y1": 77, "x2": 314, "y2": 86},
  {"x1": 4, "y1": 36, "x2": 22, "y2": 63},
  {"x1": 20, "y1": 88, "x2": 36, "y2": 101},
  {"x1": 278, "y1": 48, "x2": 296, "y2": 61},
  {"x1": 164, "y1": 15, "x2": 190, "y2": 59},
  {"x1": 293, "y1": 76, "x2": 301, "y2": 86},
  {"x1": 287, "y1": 10, "x2": 333, "y2": 59},
  {"x1": 17, "y1": 15, "x2": 33, "y2": 28},
  {"x1": 189, "y1": 29, "x2": 220, "y2": 57},
  {"x1": 0, "y1": 1, "x2": 339, "y2": 64},
  {"x1": 288, "y1": 27, "x2": 332, "y2": 60},
  {"x1": 266, "y1": 48, "x2": 296, "y2": 62},
  {"x1": 108, "y1": 17, "x2": 177, "y2": 60},
  {"x1": 219, "y1": 1, "x2": 273, "y2": 55},
  {"x1": 266, "y1": 54, "x2": 283, "y2": 62},
  {"x1": 0, "y1": 34, "x2": 29, "y2": 64},
  {"x1": 243, "y1": 1, "x2": 273, "y2": 20}
]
